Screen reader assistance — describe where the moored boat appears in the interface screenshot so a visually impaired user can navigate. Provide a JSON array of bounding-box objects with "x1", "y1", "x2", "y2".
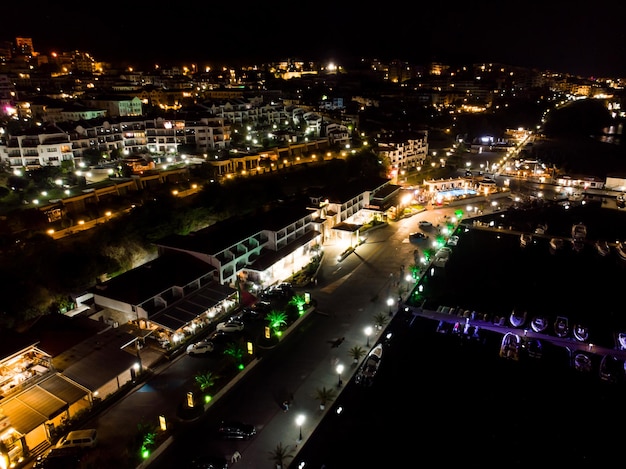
[
  {"x1": 573, "y1": 352, "x2": 593, "y2": 373},
  {"x1": 499, "y1": 331, "x2": 521, "y2": 361},
  {"x1": 549, "y1": 238, "x2": 564, "y2": 252},
  {"x1": 571, "y1": 237, "x2": 585, "y2": 252},
  {"x1": 617, "y1": 332, "x2": 626, "y2": 350},
  {"x1": 553, "y1": 316, "x2": 570, "y2": 338},
  {"x1": 595, "y1": 239, "x2": 610, "y2": 256},
  {"x1": 615, "y1": 241, "x2": 626, "y2": 261},
  {"x1": 573, "y1": 323, "x2": 589, "y2": 342},
  {"x1": 571, "y1": 222, "x2": 587, "y2": 240},
  {"x1": 599, "y1": 354, "x2": 624, "y2": 383},
  {"x1": 530, "y1": 315, "x2": 549, "y2": 333},
  {"x1": 355, "y1": 343, "x2": 383, "y2": 386},
  {"x1": 520, "y1": 233, "x2": 532, "y2": 247},
  {"x1": 509, "y1": 310, "x2": 527, "y2": 328},
  {"x1": 523, "y1": 338, "x2": 543, "y2": 359}
]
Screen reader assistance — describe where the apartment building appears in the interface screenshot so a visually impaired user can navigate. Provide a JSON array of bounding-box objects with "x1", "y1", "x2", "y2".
[
  {"x1": 376, "y1": 131, "x2": 429, "y2": 177},
  {"x1": 0, "y1": 114, "x2": 232, "y2": 170}
]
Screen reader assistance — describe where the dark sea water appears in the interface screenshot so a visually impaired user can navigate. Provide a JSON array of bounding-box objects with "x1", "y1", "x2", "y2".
[{"x1": 294, "y1": 314, "x2": 626, "y2": 468}]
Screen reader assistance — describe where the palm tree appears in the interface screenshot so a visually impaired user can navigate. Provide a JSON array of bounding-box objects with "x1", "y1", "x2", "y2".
[
  {"x1": 194, "y1": 369, "x2": 217, "y2": 391},
  {"x1": 348, "y1": 345, "x2": 366, "y2": 365},
  {"x1": 223, "y1": 341, "x2": 245, "y2": 369},
  {"x1": 268, "y1": 442, "x2": 295, "y2": 469},
  {"x1": 373, "y1": 312, "x2": 388, "y2": 330},
  {"x1": 313, "y1": 386, "x2": 337, "y2": 410},
  {"x1": 266, "y1": 310, "x2": 288, "y2": 330}
]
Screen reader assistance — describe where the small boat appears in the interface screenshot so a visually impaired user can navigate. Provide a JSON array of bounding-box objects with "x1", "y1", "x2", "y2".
[
  {"x1": 436, "y1": 320, "x2": 452, "y2": 334},
  {"x1": 571, "y1": 237, "x2": 585, "y2": 253},
  {"x1": 520, "y1": 233, "x2": 532, "y2": 247},
  {"x1": 523, "y1": 338, "x2": 543, "y2": 359},
  {"x1": 509, "y1": 310, "x2": 527, "y2": 328},
  {"x1": 355, "y1": 343, "x2": 383, "y2": 386},
  {"x1": 617, "y1": 332, "x2": 626, "y2": 350},
  {"x1": 530, "y1": 316, "x2": 549, "y2": 333},
  {"x1": 615, "y1": 241, "x2": 626, "y2": 261},
  {"x1": 549, "y1": 238, "x2": 564, "y2": 252},
  {"x1": 595, "y1": 240, "x2": 610, "y2": 256},
  {"x1": 573, "y1": 352, "x2": 593, "y2": 373},
  {"x1": 573, "y1": 323, "x2": 589, "y2": 342},
  {"x1": 571, "y1": 222, "x2": 587, "y2": 240},
  {"x1": 499, "y1": 332, "x2": 521, "y2": 361},
  {"x1": 553, "y1": 316, "x2": 570, "y2": 338},
  {"x1": 599, "y1": 355, "x2": 624, "y2": 383}
]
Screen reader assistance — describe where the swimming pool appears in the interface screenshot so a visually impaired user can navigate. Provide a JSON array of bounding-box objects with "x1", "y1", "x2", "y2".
[{"x1": 436, "y1": 188, "x2": 477, "y2": 198}]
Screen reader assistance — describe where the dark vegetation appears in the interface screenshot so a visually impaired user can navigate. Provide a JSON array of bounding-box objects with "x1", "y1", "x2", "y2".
[{"x1": 0, "y1": 152, "x2": 382, "y2": 328}]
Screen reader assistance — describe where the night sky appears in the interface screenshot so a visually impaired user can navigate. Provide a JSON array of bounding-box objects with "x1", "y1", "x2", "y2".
[{"x1": 3, "y1": 1, "x2": 626, "y2": 77}]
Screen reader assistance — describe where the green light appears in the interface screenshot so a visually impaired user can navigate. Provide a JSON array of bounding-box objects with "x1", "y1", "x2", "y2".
[
  {"x1": 238, "y1": 363, "x2": 244, "y2": 370},
  {"x1": 142, "y1": 449, "x2": 151, "y2": 459},
  {"x1": 204, "y1": 394, "x2": 212, "y2": 403}
]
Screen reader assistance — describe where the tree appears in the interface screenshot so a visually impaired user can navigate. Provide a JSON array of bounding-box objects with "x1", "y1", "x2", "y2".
[
  {"x1": 312, "y1": 386, "x2": 337, "y2": 410},
  {"x1": 348, "y1": 345, "x2": 366, "y2": 365},
  {"x1": 373, "y1": 312, "x2": 389, "y2": 330},
  {"x1": 267, "y1": 442, "x2": 295, "y2": 469},
  {"x1": 266, "y1": 310, "x2": 288, "y2": 331},
  {"x1": 223, "y1": 341, "x2": 245, "y2": 369},
  {"x1": 194, "y1": 369, "x2": 217, "y2": 391},
  {"x1": 82, "y1": 148, "x2": 103, "y2": 167}
]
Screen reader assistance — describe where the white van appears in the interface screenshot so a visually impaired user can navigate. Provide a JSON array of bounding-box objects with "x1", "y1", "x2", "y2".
[{"x1": 56, "y1": 428, "x2": 98, "y2": 449}]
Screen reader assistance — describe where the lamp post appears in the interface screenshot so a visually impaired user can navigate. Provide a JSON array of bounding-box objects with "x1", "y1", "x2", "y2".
[
  {"x1": 387, "y1": 297, "x2": 394, "y2": 315},
  {"x1": 364, "y1": 326, "x2": 373, "y2": 347},
  {"x1": 336, "y1": 363, "x2": 344, "y2": 387},
  {"x1": 296, "y1": 414, "x2": 305, "y2": 443}
]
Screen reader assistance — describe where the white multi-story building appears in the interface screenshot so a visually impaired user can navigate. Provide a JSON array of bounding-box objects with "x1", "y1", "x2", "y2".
[
  {"x1": 2, "y1": 125, "x2": 74, "y2": 169},
  {"x1": 376, "y1": 131, "x2": 429, "y2": 177},
  {"x1": 0, "y1": 115, "x2": 232, "y2": 170}
]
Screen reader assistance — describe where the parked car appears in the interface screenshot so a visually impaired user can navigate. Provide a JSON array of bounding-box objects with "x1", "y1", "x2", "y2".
[
  {"x1": 251, "y1": 300, "x2": 272, "y2": 314},
  {"x1": 260, "y1": 283, "x2": 294, "y2": 301},
  {"x1": 203, "y1": 331, "x2": 234, "y2": 351},
  {"x1": 33, "y1": 447, "x2": 83, "y2": 469},
  {"x1": 409, "y1": 232, "x2": 427, "y2": 242},
  {"x1": 418, "y1": 220, "x2": 433, "y2": 228},
  {"x1": 218, "y1": 420, "x2": 257, "y2": 439},
  {"x1": 186, "y1": 340, "x2": 215, "y2": 356},
  {"x1": 231, "y1": 308, "x2": 263, "y2": 324},
  {"x1": 55, "y1": 429, "x2": 98, "y2": 449},
  {"x1": 216, "y1": 320, "x2": 244, "y2": 333}
]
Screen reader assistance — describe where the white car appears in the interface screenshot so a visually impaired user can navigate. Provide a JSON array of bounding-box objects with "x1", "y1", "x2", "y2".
[
  {"x1": 418, "y1": 220, "x2": 433, "y2": 228},
  {"x1": 186, "y1": 340, "x2": 214, "y2": 355},
  {"x1": 216, "y1": 320, "x2": 245, "y2": 333}
]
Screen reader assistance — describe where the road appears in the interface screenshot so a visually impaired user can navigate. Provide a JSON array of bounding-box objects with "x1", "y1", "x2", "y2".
[{"x1": 137, "y1": 207, "x2": 455, "y2": 468}]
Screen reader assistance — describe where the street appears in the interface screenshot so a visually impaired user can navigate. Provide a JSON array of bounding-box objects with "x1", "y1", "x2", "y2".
[{"x1": 127, "y1": 207, "x2": 454, "y2": 468}]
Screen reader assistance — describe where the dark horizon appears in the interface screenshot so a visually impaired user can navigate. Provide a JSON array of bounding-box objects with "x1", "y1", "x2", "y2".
[{"x1": 4, "y1": 1, "x2": 626, "y2": 78}]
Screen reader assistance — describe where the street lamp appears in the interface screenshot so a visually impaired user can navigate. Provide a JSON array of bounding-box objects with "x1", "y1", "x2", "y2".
[
  {"x1": 387, "y1": 297, "x2": 394, "y2": 314},
  {"x1": 336, "y1": 363, "x2": 344, "y2": 387},
  {"x1": 296, "y1": 414, "x2": 305, "y2": 443},
  {"x1": 364, "y1": 326, "x2": 373, "y2": 347}
]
